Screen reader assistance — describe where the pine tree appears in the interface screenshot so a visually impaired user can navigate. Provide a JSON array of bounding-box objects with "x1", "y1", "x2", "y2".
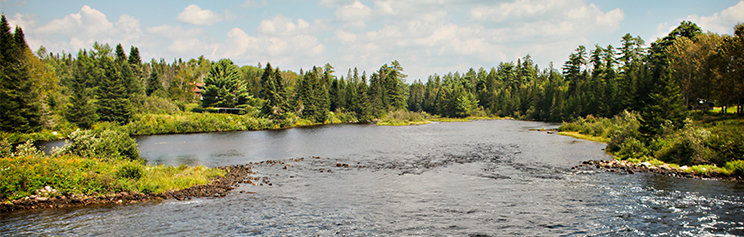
[
  {"x1": 96, "y1": 56, "x2": 133, "y2": 123},
  {"x1": 201, "y1": 59, "x2": 251, "y2": 108},
  {"x1": 260, "y1": 63, "x2": 289, "y2": 118},
  {"x1": 146, "y1": 66, "x2": 163, "y2": 96},
  {"x1": 294, "y1": 67, "x2": 329, "y2": 123},
  {"x1": 0, "y1": 16, "x2": 42, "y2": 133},
  {"x1": 115, "y1": 43, "x2": 127, "y2": 64},
  {"x1": 639, "y1": 68, "x2": 688, "y2": 138},
  {"x1": 65, "y1": 50, "x2": 98, "y2": 128}
]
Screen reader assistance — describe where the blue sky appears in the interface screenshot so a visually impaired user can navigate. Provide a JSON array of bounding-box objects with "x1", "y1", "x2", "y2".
[{"x1": 2, "y1": 0, "x2": 743, "y2": 80}]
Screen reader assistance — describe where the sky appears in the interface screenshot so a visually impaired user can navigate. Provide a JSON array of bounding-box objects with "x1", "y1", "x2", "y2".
[{"x1": 1, "y1": 0, "x2": 743, "y2": 81}]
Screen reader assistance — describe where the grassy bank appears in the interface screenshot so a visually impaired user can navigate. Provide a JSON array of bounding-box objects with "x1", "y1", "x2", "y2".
[
  {"x1": 377, "y1": 110, "x2": 432, "y2": 126},
  {"x1": 376, "y1": 110, "x2": 507, "y2": 126},
  {"x1": 559, "y1": 110, "x2": 744, "y2": 177},
  {"x1": 557, "y1": 131, "x2": 608, "y2": 143},
  {"x1": 0, "y1": 155, "x2": 225, "y2": 201},
  {"x1": 0, "y1": 129, "x2": 225, "y2": 202}
]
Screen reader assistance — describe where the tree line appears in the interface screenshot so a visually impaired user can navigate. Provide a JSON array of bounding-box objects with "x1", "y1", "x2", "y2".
[{"x1": 1, "y1": 12, "x2": 742, "y2": 138}]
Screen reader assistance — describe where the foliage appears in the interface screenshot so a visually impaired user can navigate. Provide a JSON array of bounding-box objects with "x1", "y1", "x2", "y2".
[
  {"x1": 724, "y1": 160, "x2": 744, "y2": 176},
  {"x1": 125, "y1": 112, "x2": 274, "y2": 135},
  {"x1": 0, "y1": 154, "x2": 224, "y2": 201},
  {"x1": 201, "y1": 59, "x2": 252, "y2": 108},
  {"x1": 0, "y1": 15, "x2": 42, "y2": 133},
  {"x1": 52, "y1": 129, "x2": 139, "y2": 161},
  {"x1": 377, "y1": 110, "x2": 431, "y2": 126},
  {"x1": 562, "y1": 111, "x2": 743, "y2": 167}
]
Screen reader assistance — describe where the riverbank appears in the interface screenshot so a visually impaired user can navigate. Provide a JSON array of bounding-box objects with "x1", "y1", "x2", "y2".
[
  {"x1": 553, "y1": 111, "x2": 744, "y2": 180},
  {"x1": 573, "y1": 159, "x2": 743, "y2": 181},
  {"x1": 0, "y1": 164, "x2": 254, "y2": 212}
]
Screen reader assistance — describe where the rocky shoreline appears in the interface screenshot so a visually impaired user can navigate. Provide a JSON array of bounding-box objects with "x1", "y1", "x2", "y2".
[
  {"x1": 0, "y1": 164, "x2": 258, "y2": 213},
  {"x1": 573, "y1": 160, "x2": 743, "y2": 181}
]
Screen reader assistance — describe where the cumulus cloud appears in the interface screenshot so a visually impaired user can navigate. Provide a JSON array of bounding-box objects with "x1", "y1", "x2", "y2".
[
  {"x1": 651, "y1": 1, "x2": 744, "y2": 41},
  {"x1": 27, "y1": 5, "x2": 142, "y2": 52},
  {"x1": 177, "y1": 5, "x2": 230, "y2": 26},
  {"x1": 257, "y1": 15, "x2": 310, "y2": 35},
  {"x1": 685, "y1": 1, "x2": 744, "y2": 33},
  {"x1": 468, "y1": 0, "x2": 624, "y2": 37},
  {"x1": 7, "y1": 13, "x2": 36, "y2": 32}
]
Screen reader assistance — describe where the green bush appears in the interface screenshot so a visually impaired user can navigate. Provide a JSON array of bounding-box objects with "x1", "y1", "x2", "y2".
[
  {"x1": 615, "y1": 137, "x2": 649, "y2": 159},
  {"x1": 725, "y1": 160, "x2": 744, "y2": 176},
  {"x1": 654, "y1": 124, "x2": 711, "y2": 166},
  {"x1": 117, "y1": 162, "x2": 144, "y2": 180},
  {"x1": 52, "y1": 129, "x2": 140, "y2": 160}
]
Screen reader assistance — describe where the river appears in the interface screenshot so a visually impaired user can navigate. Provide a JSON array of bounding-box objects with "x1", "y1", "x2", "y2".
[{"x1": 3, "y1": 120, "x2": 743, "y2": 236}]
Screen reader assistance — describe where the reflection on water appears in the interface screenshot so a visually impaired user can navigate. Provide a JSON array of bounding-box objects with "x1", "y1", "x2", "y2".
[{"x1": 9, "y1": 120, "x2": 744, "y2": 236}]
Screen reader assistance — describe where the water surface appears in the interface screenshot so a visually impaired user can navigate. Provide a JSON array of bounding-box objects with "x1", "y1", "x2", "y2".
[{"x1": 5, "y1": 120, "x2": 743, "y2": 236}]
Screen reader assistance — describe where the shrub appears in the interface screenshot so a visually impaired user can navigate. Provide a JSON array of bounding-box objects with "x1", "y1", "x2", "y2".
[
  {"x1": 725, "y1": 160, "x2": 744, "y2": 176},
  {"x1": 706, "y1": 126, "x2": 744, "y2": 166},
  {"x1": 615, "y1": 137, "x2": 649, "y2": 160},
  {"x1": 654, "y1": 124, "x2": 711, "y2": 166},
  {"x1": 117, "y1": 162, "x2": 144, "y2": 180},
  {"x1": 52, "y1": 129, "x2": 140, "y2": 160}
]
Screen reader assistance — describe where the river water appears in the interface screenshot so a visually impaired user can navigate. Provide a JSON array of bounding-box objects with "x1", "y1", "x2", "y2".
[{"x1": 3, "y1": 120, "x2": 743, "y2": 236}]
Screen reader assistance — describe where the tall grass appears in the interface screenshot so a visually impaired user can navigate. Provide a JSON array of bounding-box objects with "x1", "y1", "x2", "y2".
[
  {"x1": 0, "y1": 154, "x2": 224, "y2": 201},
  {"x1": 0, "y1": 133, "x2": 225, "y2": 201},
  {"x1": 377, "y1": 110, "x2": 431, "y2": 126}
]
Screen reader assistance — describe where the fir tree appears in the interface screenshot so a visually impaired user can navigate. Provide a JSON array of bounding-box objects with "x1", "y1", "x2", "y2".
[
  {"x1": 65, "y1": 50, "x2": 98, "y2": 128},
  {"x1": 96, "y1": 56, "x2": 132, "y2": 123},
  {"x1": 146, "y1": 66, "x2": 163, "y2": 96},
  {"x1": 639, "y1": 68, "x2": 688, "y2": 138},
  {"x1": 0, "y1": 16, "x2": 42, "y2": 133},
  {"x1": 201, "y1": 59, "x2": 251, "y2": 108}
]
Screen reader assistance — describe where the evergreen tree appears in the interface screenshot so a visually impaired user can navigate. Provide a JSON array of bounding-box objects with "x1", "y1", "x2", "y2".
[
  {"x1": 259, "y1": 62, "x2": 273, "y2": 100},
  {"x1": 96, "y1": 56, "x2": 133, "y2": 123},
  {"x1": 127, "y1": 46, "x2": 144, "y2": 96},
  {"x1": 639, "y1": 68, "x2": 687, "y2": 138},
  {"x1": 146, "y1": 66, "x2": 163, "y2": 96},
  {"x1": 0, "y1": 16, "x2": 42, "y2": 133},
  {"x1": 201, "y1": 59, "x2": 251, "y2": 108},
  {"x1": 65, "y1": 50, "x2": 98, "y2": 128},
  {"x1": 115, "y1": 43, "x2": 127, "y2": 64},
  {"x1": 295, "y1": 67, "x2": 329, "y2": 122},
  {"x1": 260, "y1": 63, "x2": 288, "y2": 117}
]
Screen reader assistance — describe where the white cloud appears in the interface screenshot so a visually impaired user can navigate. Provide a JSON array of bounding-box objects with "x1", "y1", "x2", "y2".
[
  {"x1": 257, "y1": 15, "x2": 310, "y2": 35},
  {"x1": 686, "y1": 1, "x2": 744, "y2": 33},
  {"x1": 374, "y1": 0, "x2": 397, "y2": 15},
  {"x1": 7, "y1": 13, "x2": 36, "y2": 32},
  {"x1": 651, "y1": 1, "x2": 744, "y2": 41},
  {"x1": 177, "y1": 5, "x2": 226, "y2": 26},
  {"x1": 320, "y1": 0, "x2": 355, "y2": 7},
  {"x1": 468, "y1": 0, "x2": 624, "y2": 37},
  {"x1": 334, "y1": 30, "x2": 357, "y2": 43},
  {"x1": 26, "y1": 5, "x2": 142, "y2": 53},
  {"x1": 336, "y1": 0, "x2": 372, "y2": 22},
  {"x1": 241, "y1": 0, "x2": 267, "y2": 8}
]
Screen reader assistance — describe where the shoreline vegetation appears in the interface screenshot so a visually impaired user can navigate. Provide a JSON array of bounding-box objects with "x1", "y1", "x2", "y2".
[{"x1": 558, "y1": 110, "x2": 744, "y2": 180}]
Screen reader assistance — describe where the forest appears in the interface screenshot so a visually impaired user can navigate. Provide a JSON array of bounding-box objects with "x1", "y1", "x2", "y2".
[{"x1": 1, "y1": 13, "x2": 743, "y2": 167}]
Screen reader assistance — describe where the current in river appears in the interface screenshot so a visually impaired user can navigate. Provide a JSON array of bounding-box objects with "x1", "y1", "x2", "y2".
[{"x1": 3, "y1": 120, "x2": 744, "y2": 236}]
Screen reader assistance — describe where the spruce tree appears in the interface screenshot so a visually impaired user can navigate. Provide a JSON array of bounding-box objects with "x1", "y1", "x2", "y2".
[
  {"x1": 0, "y1": 16, "x2": 42, "y2": 133},
  {"x1": 146, "y1": 66, "x2": 163, "y2": 96},
  {"x1": 639, "y1": 68, "x2": 687, "y2": 138},
  {"x1": 66, "y1": 50, "x2": 98, "y2": 128},
  {"x1": 96, "y1": 56, "x2": 132, "y2": 123},
  {"x1": 201, "y1": 59, "x2": 250, "y2": 108}
]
